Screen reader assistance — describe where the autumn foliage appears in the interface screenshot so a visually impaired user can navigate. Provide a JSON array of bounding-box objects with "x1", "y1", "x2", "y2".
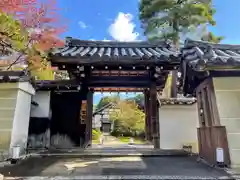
[
  {"x1": 0, "y1": 0, "x2": 66, "y2": 79},
  {"x1": 0, "y1": 0, "x2": 36, "y2": 15}
]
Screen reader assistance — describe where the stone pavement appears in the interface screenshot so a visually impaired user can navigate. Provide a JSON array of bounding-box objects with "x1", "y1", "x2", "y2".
[
  {"x1": 0, "y1": 138, "x2": 237, "y2": 179},
  {"x1": 0, "y1": 155, "x2": 234, "y2": 179}
]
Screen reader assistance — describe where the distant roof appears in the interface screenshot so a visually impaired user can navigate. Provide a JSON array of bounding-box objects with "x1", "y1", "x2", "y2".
[
  {"x1": 49, "y1": 37, "x2": 180, "y2": 65},
  {"x1": 93, "y1": 102, "x2": 116, "y2": 116},
  {"x1": 182, "y1": 39, "x2": 240, "y2": 71}
]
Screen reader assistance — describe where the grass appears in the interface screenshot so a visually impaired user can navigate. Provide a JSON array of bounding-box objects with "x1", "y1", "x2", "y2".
[{"x1": 118, "y1": 136, "x2": 146, "y2": 144}]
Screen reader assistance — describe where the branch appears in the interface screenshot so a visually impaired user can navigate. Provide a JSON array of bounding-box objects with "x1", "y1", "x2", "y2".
[{"x1": 6, "y1": 39, "x2": 33, "y2": 70}]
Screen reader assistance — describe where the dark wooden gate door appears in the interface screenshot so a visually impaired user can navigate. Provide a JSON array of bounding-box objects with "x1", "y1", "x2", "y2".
[{"x1": 50, "y1": 91, "x2": 85, "y2": 148}]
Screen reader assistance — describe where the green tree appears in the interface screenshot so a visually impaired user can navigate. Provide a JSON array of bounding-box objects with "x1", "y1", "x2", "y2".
[
  {"x1": 0, "y1": 12, "x2": 28, "y2": 54},
  {"x1": 127, "y1": 94, "x2": 144, "y2": 110},
  {"x1": 139, "y1": 0, "x2": 222, "y2": 97},
  {"x1": 201, "y1": 32, "x2": 224, "y2": 43},
  {"x1": 110, "y1": 100, "x2": 145, "y2": 137}
]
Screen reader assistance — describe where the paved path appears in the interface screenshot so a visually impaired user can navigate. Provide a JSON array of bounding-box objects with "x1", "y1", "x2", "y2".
[
  {"x1": 0, "y1": 156, "x2": 232, "y2": 179},
  {"x1": 93, "y1": 135, "x2": 153, "y2": 149},
  {"x1": 94, "y1": 135, "x2": 125, "y2": 146},
  {"x1": 0, "y1": 137, "x2": 235, "y2": 179}
]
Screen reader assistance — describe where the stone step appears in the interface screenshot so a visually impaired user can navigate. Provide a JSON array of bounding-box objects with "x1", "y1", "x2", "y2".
[{"x1": 35, "y1": 149, "x2": 190, "y2": 158}]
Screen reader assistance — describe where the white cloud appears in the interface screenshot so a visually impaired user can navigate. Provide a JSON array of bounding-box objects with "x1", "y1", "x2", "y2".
[
  {"x1": 78, "y1": 21, "x2": 87, "y2": 29},
  {"x1": 108, "y1": 12, "x2": 139, "y2": 41},
  {"x1": 89, "y1": 38, "x2": 111, "y2": 41},
  {"x1": 103, "y1": 38, "x2": 111, "y2": 41}
]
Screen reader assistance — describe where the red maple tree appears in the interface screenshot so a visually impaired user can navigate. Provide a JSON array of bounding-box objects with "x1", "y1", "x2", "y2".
[
  {"x1": 1, "y1": 0, "x2": 66, "y2": 71},
  {"x1": 0, "y1": 0, "x2": 36, "y2": 15}
]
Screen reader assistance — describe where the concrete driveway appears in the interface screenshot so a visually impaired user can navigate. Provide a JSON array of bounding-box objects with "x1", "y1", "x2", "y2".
[{"x1": 0, "y1": 155, "x2": 233, "y2": 179}]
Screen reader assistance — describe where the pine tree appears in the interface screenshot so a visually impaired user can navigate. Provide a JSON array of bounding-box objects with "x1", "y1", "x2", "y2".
[
  {"x1": 139, "y1": 0, "x2": 222, "y2": 97},
  {"x1": 201, "y1": 32, "x2": 224, "y2": 43}
]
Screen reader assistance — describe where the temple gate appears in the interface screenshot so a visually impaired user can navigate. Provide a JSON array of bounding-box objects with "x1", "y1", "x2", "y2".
[
  {"x1": 36, "y1": 37, "x2": 181, "y2": 148},
  {"x1": 1, "y1": 38, "x2": 239, "y2": 168}
]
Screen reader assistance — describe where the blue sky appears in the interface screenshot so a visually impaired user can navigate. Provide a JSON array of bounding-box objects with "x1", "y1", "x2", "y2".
[{"x1": 55, "y1": 0, "x2": 240, "y2": 104}]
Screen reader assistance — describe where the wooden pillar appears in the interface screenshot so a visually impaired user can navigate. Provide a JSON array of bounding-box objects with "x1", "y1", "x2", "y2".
[
  {"x1": 86, "y1": 89, "x2": 93, "y2": 147},
  {"x1": 150, "y1": 82, "x2": 160, "y2": 149},
  {"x1": 144, "y1": 89, "x2": 151, "y2": 141},
  {"x1": 156, "y1": 102, "x2": 160, "y2": 146}
]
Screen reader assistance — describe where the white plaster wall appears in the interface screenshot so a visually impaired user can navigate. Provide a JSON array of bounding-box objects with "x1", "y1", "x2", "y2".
[
  {"x1": 10, "y1": 82, "x2": 35, "y2": 157},
  {"x1": 93, "y1": 114, "x2": 101, "y2": 128},
  {"x1": 0, "y1": 86, "x2": 17, "y2": 161},
  {"x1": 103, "y1": 114, "x2": 109, "y2": 119},
  {"x1": 0, "y1": 82, "x2": 35, "y2": 160},
  {"x1": 213, "y1": 77, "x2": 240, "y2": 168},
  {"x1": 30, "y1": 91, "x2": 51, "y2": 118},
  {"x1": 159, "y1": 104, "x2": 199, "y2": 153}
]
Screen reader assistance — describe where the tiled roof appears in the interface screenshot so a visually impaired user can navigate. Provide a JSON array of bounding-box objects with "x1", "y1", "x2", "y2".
[
  {"x1": 0, "y1": 70, "x2": 31, "y2": 83},
  {"x1": 50, "y1": 37, "x2": 180, "y2": 62},
  {"x1": 35, "y1": 80, "x2": 80, "y2": 91},
  {"x1": 93, "y1": 102, "x2": 116, "y2": 116},
  {"x1": 160, "y1": 97, "x2": 197, "y2": 106},
  {"x1": 182, "y1": 39, "x2": 240, "y2": 71}
]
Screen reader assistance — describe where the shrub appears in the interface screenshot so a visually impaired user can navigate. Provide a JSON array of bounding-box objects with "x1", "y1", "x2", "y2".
[{"x1": 92, "y1": 128, "x2": 101, "y2": 140}]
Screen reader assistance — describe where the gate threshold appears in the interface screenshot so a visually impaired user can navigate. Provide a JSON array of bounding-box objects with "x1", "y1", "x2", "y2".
[
  {"x1": 35, "y1": 149, "x2": 190, "y2": 158},
  {"x1": 4, "y1": 175, "x2": 237, "y2": 180}
]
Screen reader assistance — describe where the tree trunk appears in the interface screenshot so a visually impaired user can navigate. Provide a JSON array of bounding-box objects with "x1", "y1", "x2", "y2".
[
  {"x1": 170, "y1": 70, "x2": 178, "y2": 98},
  {"x1": 170, "y1": 20, "x2": 179, "y2": 98}
]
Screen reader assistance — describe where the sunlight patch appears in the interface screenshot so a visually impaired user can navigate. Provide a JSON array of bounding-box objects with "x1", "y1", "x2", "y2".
[
  {"x1": 102, "y1": 157, "x2": 142, "y2": 162},
  {"x1": 64, "y1": 160, "x2": 99, "y2": 170},
  {"x1": 100, "y1": 157, "x2": 146, "y2": 169}
]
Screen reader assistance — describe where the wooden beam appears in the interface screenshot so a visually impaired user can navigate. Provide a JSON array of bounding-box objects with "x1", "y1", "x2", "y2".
[
  {"x1": 89, "y1": 76, "x2": 152, "y2": 81},
  {"x1": 210, "y1": 70, "x2": 240, "y2": 77},
  {"x1": 92, "y1": 70, "x2": 148, "y2": 76},
  {"x1": 50, "y1": 56, "x2": 180, "y2": 67},
  {"x1": 88, "y1": 76, "x2": 165, "y2": 88},
  {"x1": 94, "y1": 87, "x2": 145, "y2": 92},
  {"x1": 89, "y1": 83, "x2": 164, "y2": 88}
]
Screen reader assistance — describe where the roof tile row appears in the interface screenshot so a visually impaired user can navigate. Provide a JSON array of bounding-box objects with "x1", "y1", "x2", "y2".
[
  {"x1": 182, "y1": 40, "x2": 240, "y2": 70},
  {"x1": 50, "y1": 38, "x2": 240, "y2": 70},
  {"x1": 51, "y1": 38, "x2": 179, "y2": 61}
]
